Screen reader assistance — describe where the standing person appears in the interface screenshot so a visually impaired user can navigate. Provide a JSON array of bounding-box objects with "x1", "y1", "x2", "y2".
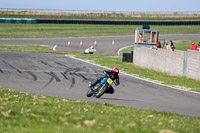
[
  {"x1": 156, "y1": 41, "x2": 161, "y2": 49},
  {"x1": 139, "y1": 33, "x2": 143, "y2": 43},
  {"x1": 191, "y1": 42, "x2": 199, "y2": 51},
  {"x1": 169, "y1": 40, "x2": 175, "y2": 51},
  {"x1": 166, "y1": 42, "x2": 170, "y2": 51},
  {"x1": 198, "y1": 42, "x2": 200, "y2": 51}
]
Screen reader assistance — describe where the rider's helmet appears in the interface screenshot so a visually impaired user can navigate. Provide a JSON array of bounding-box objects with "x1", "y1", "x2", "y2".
[{"x1": 112, "y1": 67, "x2": 119, "y2": 73}]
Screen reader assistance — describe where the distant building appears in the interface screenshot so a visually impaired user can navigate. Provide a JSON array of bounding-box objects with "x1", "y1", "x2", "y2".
[{"x1": 135, "y1": 27, "x2": 159, "y2": 45}]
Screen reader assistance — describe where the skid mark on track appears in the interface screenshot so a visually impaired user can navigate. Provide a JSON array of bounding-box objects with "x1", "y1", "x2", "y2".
[
  {"x1": 78, "y1": 73, "x2": 89, "y2": 83},
  {"x1": 44, "y1": 77, "x2": 54, "y2": 87},
  {"x1": 44, "y1": 71, "x2": 61, "y2": 87},
  {"x1": 45, "y1": 71, "x2": 61, "y2": 81},
  {"x1": 55, "y1": 62, "x2": 70, "y2": 68},
  {"x1": 2, "y1": 60, "x2": 36, "y2": 80},
  {"x1": 40, "y1": 60, "x2": 52, "y2": 67},
  {"x1": 79, "y1": 73, "x2": 88, "y2": 81},
  {"x1": 3, "y1": 60, "x2": 22, "y2": 73},
  {"x1": 61, "y1": 72, "x2": 69, "y2": 80},
  {"x1": 0, "y1": 62, "x2": 99, "y2": 89},
  {"x1": 69, "y1": 77, "x2": 75, "y2": 89},
  {"x1": 61, "y1": 70, "x2": 84, "y2": 89},
  {"x1": 25, "y1": 71, "x2": 37, "y2": 81}
]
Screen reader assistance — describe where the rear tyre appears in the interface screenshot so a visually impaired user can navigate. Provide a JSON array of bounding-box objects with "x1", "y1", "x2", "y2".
[
  {"x1": 86, "y1": 89, "x2": 93, "y2": 97},
  {"x1": 96, "y1": 86, "x2": 107, "y2": 98}
]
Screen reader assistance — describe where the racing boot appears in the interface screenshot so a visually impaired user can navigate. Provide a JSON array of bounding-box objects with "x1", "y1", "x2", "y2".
[{"x1": 88, "y1": 82, "x2": 92, "y2": 88}]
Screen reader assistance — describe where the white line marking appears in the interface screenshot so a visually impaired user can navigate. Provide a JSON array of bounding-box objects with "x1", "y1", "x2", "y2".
[
  {"x1": 53, "y1": 45, "x2": 57, "y2": 51},
  {"x1": 40, "y1": 45, "x2": 49, "y2": 47},
  {"x1": 65, "y1": 54, "x2": 200, "y2": 95},
  {"x1": 117, "y1": 45, "x2": 133, "y2": 55}
]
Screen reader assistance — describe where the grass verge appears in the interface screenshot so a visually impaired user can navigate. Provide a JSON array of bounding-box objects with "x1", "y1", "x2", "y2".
[
  {"x1": 1, "y1": 88, "x2": 200, "y2": 133},
  {"x1": 1, "y1": 24, "x2": 200, "y2": 38}
]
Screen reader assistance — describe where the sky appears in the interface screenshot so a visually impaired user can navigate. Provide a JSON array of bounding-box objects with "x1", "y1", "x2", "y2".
[{"x1": 1, "y1": 0, "x2": 200, "y2": 13}]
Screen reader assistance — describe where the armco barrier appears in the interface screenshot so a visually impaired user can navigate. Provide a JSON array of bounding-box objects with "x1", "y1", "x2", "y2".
[
  {"x1": 133, "y1": 47, "x2": 200, "y2": 80},
  {"x1": 37, "y1": 19, "x2": 200, "y2": 25},
  {"x1": 0, "y1": 18, "x2": 37, "y2": 24}
]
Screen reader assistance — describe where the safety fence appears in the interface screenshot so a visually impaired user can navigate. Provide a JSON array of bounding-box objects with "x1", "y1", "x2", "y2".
[{"x1": 1, "y1": 8, "x2": 200, "y2": 18}]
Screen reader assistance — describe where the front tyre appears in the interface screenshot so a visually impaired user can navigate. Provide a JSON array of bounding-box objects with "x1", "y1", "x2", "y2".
[
  {"x1": 96, "y1": 86, "x2": 107, "y2": 98},
  {"x1": 86, "y1": 89, "x2": 93, "y2": 97}
]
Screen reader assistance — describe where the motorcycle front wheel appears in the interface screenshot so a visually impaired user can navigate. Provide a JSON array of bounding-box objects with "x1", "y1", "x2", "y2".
[{"x1": 86, "y1": 89, "x2": 93, "y2": 97}]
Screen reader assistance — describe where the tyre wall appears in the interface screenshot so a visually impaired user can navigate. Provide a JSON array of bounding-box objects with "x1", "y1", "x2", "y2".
[
  {"x1": 0, "y1": 18, "x2": 37, "y2": 24},
  {"x1": 1, "y1": 18, "x2": 200, "y2": 25},
  {"x1": 36, "y1": 19, "x2": 200, "y2": 25}
]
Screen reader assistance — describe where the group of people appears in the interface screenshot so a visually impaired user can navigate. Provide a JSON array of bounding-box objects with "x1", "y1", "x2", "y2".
[
  {"x1": 152, "y1": 40, "x2": 175, "y2": 51},
  {"x1": 156, "y1": 40, "x2": 200, "y2": 52}
]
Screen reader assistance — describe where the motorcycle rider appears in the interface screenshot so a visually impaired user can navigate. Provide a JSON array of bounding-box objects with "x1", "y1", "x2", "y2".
[{"x1": 89, "y1": 67, "x2": 120, "y2": 94}]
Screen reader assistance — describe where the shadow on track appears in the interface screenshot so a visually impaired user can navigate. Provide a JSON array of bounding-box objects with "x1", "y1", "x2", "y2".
[{"x1": 100, "y1": 97, "x2": 142, "y2": 102}]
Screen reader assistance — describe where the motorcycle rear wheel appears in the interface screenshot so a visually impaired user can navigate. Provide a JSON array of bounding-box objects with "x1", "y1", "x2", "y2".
[{"x1": 96, "y1": 86, "x2": 107, "y2": 98}]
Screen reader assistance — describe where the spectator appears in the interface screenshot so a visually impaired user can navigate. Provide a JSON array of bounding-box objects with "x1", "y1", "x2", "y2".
[
  {"x1": 139, "y1": 33, "x2": 143, "y2": 43},
  {"x1": 191, "y1": 42, "x2": 199, "y2": 51},
  {"x1": 166, "y1": 42, "x2": 170, "y2": 51},
  {"x1": 169, "y1": 40, "x2": 175, "y2": 51},
  {"x1": 198, "y1": 42, "x2": 200, "y2": 51},
  {"x1": 156, "y1": 41, "x2": 161, "y2": 49}
]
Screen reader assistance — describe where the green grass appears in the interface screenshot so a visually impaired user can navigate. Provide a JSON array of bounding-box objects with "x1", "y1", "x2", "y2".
[
  {"x1": 1, "y1": 24, "x2": 200, "y2": 38},
  {"x1": 0, "y1": 88, "x2": 200, "y2": 133},
  {"x1": 0, "y1": 45, "x2": 200, "y2": 92},
  {"x1": 1, "y1": 14, "x2": 200, "y2": 21},
  {"x1": 172, "y1": 40, "x2": 200, "y2": 51},
  {"x1": 119, "y1": 46, "x2": 134, "y2": 56},
  {"x1": 0, "y1": 45, "x2": 66, "y2": 54}
]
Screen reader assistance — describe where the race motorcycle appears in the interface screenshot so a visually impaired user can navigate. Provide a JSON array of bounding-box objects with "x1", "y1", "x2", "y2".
[{"x1": 86, "y1": 76, "x2": 114, "y2": 98}]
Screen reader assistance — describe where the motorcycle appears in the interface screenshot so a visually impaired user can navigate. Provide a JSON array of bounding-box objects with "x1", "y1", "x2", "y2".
[{"x1": 87, "y1": 76, "x2": 114, "y2": 98}]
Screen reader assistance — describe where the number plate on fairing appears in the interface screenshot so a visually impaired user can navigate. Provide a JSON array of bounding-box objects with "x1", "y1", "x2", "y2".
[{"x1": 107, "y1": 78, "x2": 113, "y2": 84}]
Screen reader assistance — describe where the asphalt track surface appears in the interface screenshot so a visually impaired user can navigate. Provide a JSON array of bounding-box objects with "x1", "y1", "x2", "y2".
[
  {"x1": 0, "y1": 34, "x2": 200, "y2": 117},
  {"x1": 1, "y1": 34, "x2": 200, "y2": 55}
]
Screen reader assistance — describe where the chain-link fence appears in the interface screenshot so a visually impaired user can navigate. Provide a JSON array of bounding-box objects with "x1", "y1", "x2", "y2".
[{"x1": 0, "y1": 8, "x2": 200, "y2": 20}]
